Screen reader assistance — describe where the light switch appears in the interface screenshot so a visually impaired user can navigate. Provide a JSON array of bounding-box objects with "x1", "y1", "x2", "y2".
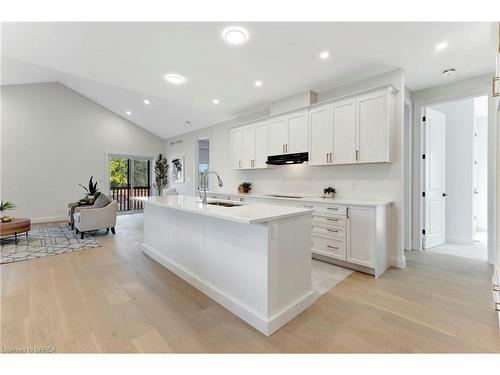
[{"x1": 272, "y1": 223, "x2": 279, "y2": 239}]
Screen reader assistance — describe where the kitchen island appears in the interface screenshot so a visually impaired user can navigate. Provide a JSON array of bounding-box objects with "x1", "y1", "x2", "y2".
[{"x1": 136, "y1": 195, "x2": 314, "y2": 336}]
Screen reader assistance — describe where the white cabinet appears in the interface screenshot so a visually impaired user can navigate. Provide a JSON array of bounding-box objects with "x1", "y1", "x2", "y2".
[
  {"x1": 268, "y1": 117, "x2": 288, "y2": 155},
  {"x1": 242, "y1": 126, "x2": 256, "y2": 169},
  {"x1": 268, "y1": 110, "x2": 309, "y2": 156},
  {"x1": 231, "y1": 121, "x2": 269, "y2": 170},
  {"x1": 346, "y1": 206, "x2": 375, "y2": 268},
  {"x1": 309, "y1": 104, "x2": 333, "y2": 165},
  {"x1": 230, "y1": 128, "x2": 243, "y2": 169},
  {"x1": 254, "y1": 121, "x2": 269, "y2": 168},
  {"x1": 357, "y1": 90, "x2": 391, "y2": 163},
  {"x1": 308, "y1": 88, "x2": 394, "y2": 166},
  {"x1": 332, "y1": 98, "x2": 357, "y2": 164}
]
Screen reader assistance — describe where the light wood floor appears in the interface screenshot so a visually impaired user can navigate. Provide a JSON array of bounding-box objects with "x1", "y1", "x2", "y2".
[{"x1": 1, "y1": 214, "x2": 499, "y2": 353}]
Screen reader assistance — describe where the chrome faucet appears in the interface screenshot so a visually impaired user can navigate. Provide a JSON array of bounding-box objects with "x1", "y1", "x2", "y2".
[{"x1": 200, "y1": 170, "x2": 223, "y2": 204}]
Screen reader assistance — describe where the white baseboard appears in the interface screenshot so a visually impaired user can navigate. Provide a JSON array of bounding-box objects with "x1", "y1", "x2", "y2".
[
  {"x1": 30, "y1": 216, "x2": 67, "y2": 224},
  {"x1": 142, "y1": 243, "x2": 315, "y2": 336},
  {"x1": 390, "y1": 254, "x2": 407, "y2": 268}
]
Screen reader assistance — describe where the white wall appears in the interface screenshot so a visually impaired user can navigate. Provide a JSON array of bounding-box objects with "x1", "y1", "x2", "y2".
[
  {"x1": 165, "y1": 69, "x2": 407, "y2": 267},
  {"x1": 1, "y1": 82, "x2": 165, "y2": 220},
  {"x1": 431, "y1": 98, "x2": 474, "y2": 244},
  {"x1": 410, "y1": 73, "x2": 494, "y2": 263}
]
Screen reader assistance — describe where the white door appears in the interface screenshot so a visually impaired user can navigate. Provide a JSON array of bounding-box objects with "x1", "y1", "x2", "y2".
[
  {"x1": 332, "y1": 98, "x2": 357, "y2": 164},
  {"x1": 357, "y1": 91, "x2": 389, "y2": 163},
  {"x1": 230, "y1": 128, "x2": 243, "y2": 169},
  {"x1": 347, "y1": 206, "x2": 375, "y2": 268},
  {"x1": 242, "y1": 125, "x2": 256, "y2": 169},
  {"x1": 287, "y1": 111, "x2": 309, "y2": 153},
  {"x1": 268, "y1": 117, "x2": 288, "y2": 155},
  {"x1": 423, "y1": 108, "x2": 446, "y2": 249},
  {"x1": 309, "y1": 104, "x2": 333, "y2": 164},
  {"x1": 254, "y1": 121, "x2": 269, "y2": 168}
]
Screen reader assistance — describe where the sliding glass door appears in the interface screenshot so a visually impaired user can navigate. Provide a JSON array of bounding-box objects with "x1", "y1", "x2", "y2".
[{"x1": 109, "y1": 155, "x2": 152, "y2": 211}]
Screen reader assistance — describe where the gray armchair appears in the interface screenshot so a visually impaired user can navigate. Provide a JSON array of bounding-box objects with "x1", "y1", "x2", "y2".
[{"x1": 73, "y1": 200, "x2": 118, "y2": 239}]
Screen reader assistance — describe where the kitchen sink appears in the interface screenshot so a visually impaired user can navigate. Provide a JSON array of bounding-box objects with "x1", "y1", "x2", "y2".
[
  {"x1": 267, "y1": 194, "x2": 303, "y2": 199},
  {"x1": 207, "y1": 201, "x2": 242, "y2": 207}
]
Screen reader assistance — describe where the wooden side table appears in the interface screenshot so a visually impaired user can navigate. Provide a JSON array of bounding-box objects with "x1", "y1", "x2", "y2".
[{"x1": 0, "y1": 218, "x2": 31, "y2": 245}]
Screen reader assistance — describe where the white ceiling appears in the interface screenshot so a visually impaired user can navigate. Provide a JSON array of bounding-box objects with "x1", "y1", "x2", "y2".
[{"x1": 1, "y1": 22, "x2": 495, "y2": 139}]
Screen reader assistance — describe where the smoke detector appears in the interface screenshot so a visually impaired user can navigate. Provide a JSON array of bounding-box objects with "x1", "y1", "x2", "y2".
[{"x1": 442, "y1": 68, "x2": 456, "y2": 77}]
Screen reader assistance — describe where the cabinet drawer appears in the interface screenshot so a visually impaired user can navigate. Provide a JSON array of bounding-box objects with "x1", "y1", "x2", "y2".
[
  {"x1": 301, "y1": 203, "x2": 347, "y2": 216},
  {"x1": 312, "y1": 224, "x2": 346, "y2": 238},
  {"x1": 312, "y1": 236, "x2": 346, "y2": 260},
  {"x1": 311, "y1": 214, "x2": 346, "y2": 226}
]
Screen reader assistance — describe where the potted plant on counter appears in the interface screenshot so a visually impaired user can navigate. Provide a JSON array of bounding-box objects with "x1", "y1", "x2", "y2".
[
  {"x1": 238, "y1": 182, "x2": 252, "y2": 194},
  {"x1": 323, "y1": 186, "x2": 336, "y2": 198}
]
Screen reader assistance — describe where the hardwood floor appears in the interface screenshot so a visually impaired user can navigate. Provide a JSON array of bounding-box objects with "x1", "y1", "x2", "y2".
[{"x1": 1, "y1": 214, "x2": 499, "y2": 353}]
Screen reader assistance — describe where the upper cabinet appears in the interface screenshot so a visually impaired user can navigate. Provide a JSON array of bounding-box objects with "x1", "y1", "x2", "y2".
[
  {"x1": 231, "y1": 85, "x2": 396, "y2": 169},
  {"x1": 269, "y1": 110, "x2": 308, "y2": 156},
  {"x1": 309, "y1": 87, "x2": 394, "y2": 166},
  {"x1": 232, "y1": 120, "x2": 269, "y2": 170}
]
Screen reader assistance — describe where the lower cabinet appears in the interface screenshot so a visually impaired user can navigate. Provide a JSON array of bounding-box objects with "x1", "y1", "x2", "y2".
[{"x1": 302, "y1": 202, "x2": 390, "y2": 277}]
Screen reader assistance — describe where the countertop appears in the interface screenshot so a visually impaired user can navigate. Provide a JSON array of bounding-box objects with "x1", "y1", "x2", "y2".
[
  {"x1": 207, "y1": 191, "x2": 393, "y2": 207},
  {"x1": 135, "y1": 195, "x2": 313, "y2": 224}
]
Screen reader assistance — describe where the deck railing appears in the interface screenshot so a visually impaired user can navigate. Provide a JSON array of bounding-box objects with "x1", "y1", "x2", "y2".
[{"x1": 111, "y1": 186, "x2": 151, "y2": 211}]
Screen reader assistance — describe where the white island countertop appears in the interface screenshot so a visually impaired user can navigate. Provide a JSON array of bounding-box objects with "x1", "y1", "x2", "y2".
[{"x1": 135, "y1": 195, "x2": 313, "y2": 224}]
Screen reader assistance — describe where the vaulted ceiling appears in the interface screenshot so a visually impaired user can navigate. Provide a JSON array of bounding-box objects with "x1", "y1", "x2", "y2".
[{"x1": 1, "y1": 22, "x2": 495, "y2": 139}]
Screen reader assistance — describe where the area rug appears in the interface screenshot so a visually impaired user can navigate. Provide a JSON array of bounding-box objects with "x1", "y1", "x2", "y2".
[{"x1": 1, "y1": 222, "x2": 100, "y2": 264}]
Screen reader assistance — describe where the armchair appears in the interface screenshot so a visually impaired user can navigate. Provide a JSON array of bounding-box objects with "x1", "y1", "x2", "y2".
[{"x1": 73, "y1": 200, "x2": 118, "y2": 239}]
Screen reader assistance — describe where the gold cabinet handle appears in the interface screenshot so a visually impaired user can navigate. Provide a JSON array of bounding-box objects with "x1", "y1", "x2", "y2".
[{"x1": 493, "y1": 76, "x2": 499, "y2": 97}]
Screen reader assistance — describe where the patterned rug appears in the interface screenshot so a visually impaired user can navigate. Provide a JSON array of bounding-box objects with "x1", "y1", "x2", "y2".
[{"x1": 1, "y1": 222, "x2": 100, "y2": 264}]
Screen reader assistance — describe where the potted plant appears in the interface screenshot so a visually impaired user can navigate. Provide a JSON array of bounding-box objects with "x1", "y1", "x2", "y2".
[
  {"x1": 0, "y1": 201, "x2": 16, "y2": 222},
  {"x1": 153, "y1": 154, "x2": 169, "y2": 196},
  {"x1": 238, "y1": 182, "x2": 252, "y2": 194},
  {"x1": 79, "y1": 176, "x2": 100, "y2": 204},
  {"x1": 323, "y1": 186, "x2": 336, "y2": 198}
]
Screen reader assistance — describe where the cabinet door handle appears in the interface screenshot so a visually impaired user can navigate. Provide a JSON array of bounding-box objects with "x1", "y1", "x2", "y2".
[
  {"x1": 356, "y1": 150, "x2": 359, "y2": 161},
  {"x1": 327, "y1": 245, "x2": 338, "y2": 250},
  {"x1": 282, "y1": 144, "x2": 285, "y2": 153},
  {"x1": 325, "y1": 153, "x2": 329, "y2": 163},
  {"x1": 326, "y1": 218, "x2": 339, "y2": 222},
  {"x1": 494, "y1": 284, "x2": 500, "y2": 292},
  {"x1": 326, "y1": 207, "x2": 338, "y2": 211},
  {"x1": 327, "y1": 229, "x2": 339, "y2": 233},
  {"x1": 347, "y1": 207, "x2": 350, "y2": 219}
]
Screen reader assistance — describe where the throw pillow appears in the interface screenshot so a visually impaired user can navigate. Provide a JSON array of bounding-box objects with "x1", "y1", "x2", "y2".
[{"x1": 93, "y1": 193, "x2": 111, "y2": 208}]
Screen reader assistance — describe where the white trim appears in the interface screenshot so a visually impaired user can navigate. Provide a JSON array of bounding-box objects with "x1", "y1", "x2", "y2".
[
  {"x1": 31, "y1": 216, "x2": 67, "y2": 224},
  {"x1": 142, "y1": 242, "x2": 315, "y2": 336},
  {"x1": 390, "y1": 254, "x2": 407, "y2": 268}
]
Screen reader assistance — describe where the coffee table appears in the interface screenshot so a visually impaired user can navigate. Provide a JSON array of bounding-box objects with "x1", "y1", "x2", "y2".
[{"x1": 0, "y1": 218, "x2": 31, "y2": 245}]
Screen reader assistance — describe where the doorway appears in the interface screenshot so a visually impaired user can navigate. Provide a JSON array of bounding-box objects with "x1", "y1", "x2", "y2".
[
  {"x1": 195, "y1": 138, "x2": 210, "y2": 194},
  {"x1": 421, "y1": 95, "x2": 488, "y2": 261},
  {"x1": 108, "y1": 154, "x2": 153, "y2": 212}
]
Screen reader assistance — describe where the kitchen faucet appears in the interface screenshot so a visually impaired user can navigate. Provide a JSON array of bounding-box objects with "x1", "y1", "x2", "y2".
[{"x1": 200, "y1": 170, "x2": 223, "y2": 204}]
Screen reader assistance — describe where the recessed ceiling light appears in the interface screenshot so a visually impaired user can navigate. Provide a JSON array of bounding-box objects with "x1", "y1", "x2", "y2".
[
  {"x1": 143, "y1": 99, "x2": 150, "y2": 105},
  {"x1": 254, "y1": 80, "x2": 263, "y2": 87},
  {"x1": 442, "y1": 68, "x2": 456, "y2": 77},
  {"x1": 213, "y1": 99, "x2": 220, "y2": 104},
  {"x1": 319, "y1": 51, "x2": 330, "y2": 59},
  {"x1": 222, "y1": 26, "x2": 249, "y2": 45},
  {"x1": 126, "y1": 111, "x2": 132, "y2": 116},
  {"x1": 435, "y1": 42, "x2": 448, "y2": 51},
  {"x1": 164, "y1": 73, "x2": 186, "y2": 85}
]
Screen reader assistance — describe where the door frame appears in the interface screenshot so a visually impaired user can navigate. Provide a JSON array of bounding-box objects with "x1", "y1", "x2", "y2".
[{"x1": 412, "y1": 89, "x2": 495, "y2": 264}]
